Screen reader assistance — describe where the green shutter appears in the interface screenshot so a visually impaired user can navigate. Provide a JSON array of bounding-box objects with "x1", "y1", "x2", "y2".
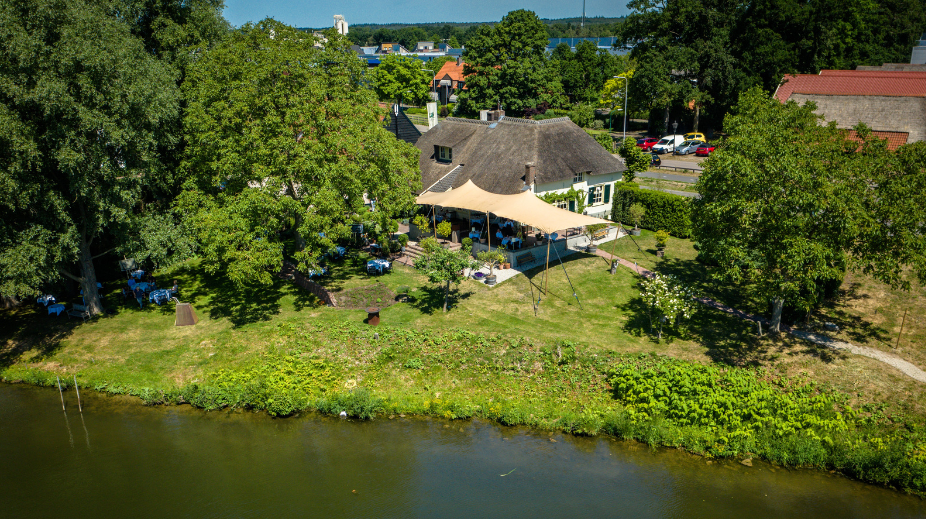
[
  {"x1": 588, "y1": 187, "x2": 594, "y2": 206},
  {"x1": 568, "y1": 199, "x2": 575, "y2": 212},
  {"x1": 604, "y1": 184, "x2": 611, "y2": 204}
]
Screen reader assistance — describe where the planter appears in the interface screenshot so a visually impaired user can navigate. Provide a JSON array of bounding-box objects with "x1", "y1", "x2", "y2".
[
  {"x1": 485, "y1": 274, "x2": 497, "y2": 286},
  {"x1": 631, "y1": 229, "x2": 641, "y2": 236},
  {"x1": 656, "y1": 247, "x2": 666, "y2": 258},
  {"x1": 480, "y1": 238, "x2": 487, "y2": 244},
  {"x1": 586, "y1": 245, "x2": 597, "y2": 253},
  {"x1": 473, "y1": 272, "x2": 485, "y2": 280}
]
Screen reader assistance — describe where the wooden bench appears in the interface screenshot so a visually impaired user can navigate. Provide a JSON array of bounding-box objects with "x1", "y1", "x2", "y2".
[
  {"x1": 592, "y1": 227, "x2": 610, "y2": 242},
  {"x1": 67, "y1": 304, "x2": 90, "y2": 321},
  {"x1": 515, "y1": 252, "x2": 536, "y2": 267}
]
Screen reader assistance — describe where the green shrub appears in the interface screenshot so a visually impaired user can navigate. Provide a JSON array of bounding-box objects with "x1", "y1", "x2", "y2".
[
  {"x1": 568, "y1": 104, "x2": 594, "y2": 128},
  {"x1": 591, "y1": 119, "x2": 604, "y2": 130},
  {"x1": 411, "y1": 214, "x2": 430, "y2": 229},
  {"x1": 397, "y1": 234, "x2": 409, "y2": 247},
  {"x1": 420, "y1": 236, "x2": 439, "y2": 253},
  {"x1": 590, "y1": 131, "x2": 613, "y2": 152},
  {"x1": 611, "y1": 183, "x2": 692, "y2": 238},
  {"x1": 461, "y1": 237, "x2": 473, "y2": 253},
  {"x1": 436, "y1": 220, "x2": 452, "y2": 238},
  {"x1": 655, "y1": 230, "x2": 670, "y2": 248}
]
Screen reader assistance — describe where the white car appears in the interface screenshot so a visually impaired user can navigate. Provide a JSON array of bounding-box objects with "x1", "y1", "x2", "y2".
[{"x1": 651, "y1": 134, "x2": 685, "y2": 154}]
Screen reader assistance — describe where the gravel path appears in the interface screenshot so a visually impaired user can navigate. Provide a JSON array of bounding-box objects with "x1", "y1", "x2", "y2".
[{"x1": 594, "y1": 247, "x2": 926, "y2": 383}]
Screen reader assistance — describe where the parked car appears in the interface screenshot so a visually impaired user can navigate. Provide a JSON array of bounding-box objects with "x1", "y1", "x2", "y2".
[
  {"x1": 651, "y1": 134, "x2": 685, "y2": 154},
  {"x1": 673, "y1": 140, "x2": 705, "y2": 155},
  {"x1": 650, "y1": 152, "x2": 661, "y2": 167},
  {"x1": 636, "y1": 137, "x2": 659, "y2": 151},
  {"x1": 684, "y1": 132, "x2": 707, "y2": 142},
  {"x1": 695, "y1": 143, "x2": 716, "y2": 156}
]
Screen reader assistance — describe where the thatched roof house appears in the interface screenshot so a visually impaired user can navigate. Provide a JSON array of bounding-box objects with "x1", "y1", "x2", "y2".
[
  {"x1": 415, "y1": 116, "x2": 625, "y2": 195},
  {"x1": 774, "y1": 70, "x2": 926, "y2": 149}
]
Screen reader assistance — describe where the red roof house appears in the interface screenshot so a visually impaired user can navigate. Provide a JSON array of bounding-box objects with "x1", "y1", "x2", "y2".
[{"x1": 774, "y1": 69, "x2": 926, "y2": 149}]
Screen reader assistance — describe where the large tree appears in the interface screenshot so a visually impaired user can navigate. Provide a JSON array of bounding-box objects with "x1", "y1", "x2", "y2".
[
  {"x1": 370, "y1": 54, "x2": 432, "y2": 106},
  {"x1": 551, "y1": 40, "x2": 625, "y2": 105},
  {"x1": 0, "y1": 0, "x2": 180, "y2": 313},
  {"x1": 692, "y1": 89, "x2": 926, "y2": 331},
  {"x1": 458, "y1": 10, "x2": 565, "y2": 115},
  {"x1": 180, "y1": 21, "x2": 421, "y2": 286}
]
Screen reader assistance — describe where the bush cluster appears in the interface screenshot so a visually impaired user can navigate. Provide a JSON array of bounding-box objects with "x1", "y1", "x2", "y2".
[{"x1": 611, "y1": 183, "x2": 692, "y2": 237}]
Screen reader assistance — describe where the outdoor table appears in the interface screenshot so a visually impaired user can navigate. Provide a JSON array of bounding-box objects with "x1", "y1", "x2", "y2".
[
  {"x1": 48, "y1": 304, "x2": 65, "y2": 316},
  {"x1": 469, "y1": 231, "x2": 480, "y2": 240},
  {"x1": 130, "y1": 270, "x2": 145, "y2": 280},
  {"x1": 37, "y1": 295, "x2": 56, "y2": 306},
  {"x1": 307, "y1": 267, "x2": 328, "y2": 279},
  {"x1": 471, "y1": 216, "x2": 485, "y2": 224},
  {"x1": 501, "y1": 236, "x2": 512, "y2": 247},
  {"x1": 366, "y1": 307, "x2": 380, "y2": 326},
  {"x1": 511, "y1": 237, "x2": 522, "y2": 249},
  {"x1": 329, "y1": 246, "x2": 346, "y2": 259},
  {"x1": 366, "y1": 259, "x2": 391, "y2": 275},
  {"x1": 133, "y1": 282, "x2": 150, "y2": 292},
  {"x1": 149, "y1": 289, "x2": 171, "y2": 305}
]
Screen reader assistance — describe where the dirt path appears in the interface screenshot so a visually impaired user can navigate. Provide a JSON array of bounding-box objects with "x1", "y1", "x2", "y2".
[{"x1": 594, "y1": 248, "x2": 926, "y2": 383}]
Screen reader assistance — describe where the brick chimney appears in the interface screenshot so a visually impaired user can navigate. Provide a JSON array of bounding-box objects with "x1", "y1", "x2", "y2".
[{"x1": 524, "y1": 163, "x2": 536, "y2": 187}]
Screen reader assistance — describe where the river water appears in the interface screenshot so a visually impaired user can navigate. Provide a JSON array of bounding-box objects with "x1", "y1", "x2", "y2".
[{"x1": 1, "y1": 383, "x2": 923, "y2": 518}]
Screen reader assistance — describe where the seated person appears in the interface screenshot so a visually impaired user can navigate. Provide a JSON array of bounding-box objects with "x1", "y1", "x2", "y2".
[
  {"x1": 171, "y1": 280, "x2": 179, "y2": 296},
  {"x1": 495, "y1": 230, "x2": 503, "y2": 241}
]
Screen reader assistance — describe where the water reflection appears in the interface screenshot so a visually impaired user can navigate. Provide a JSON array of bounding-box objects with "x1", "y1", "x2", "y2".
[{"x1": 0, "y1": 384, "x2": 922, "y2": 518}]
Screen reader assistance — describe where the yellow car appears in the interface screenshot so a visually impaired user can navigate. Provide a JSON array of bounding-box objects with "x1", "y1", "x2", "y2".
[{"x1": 685, "y1": 132, "x2": 707, "y2": 142}]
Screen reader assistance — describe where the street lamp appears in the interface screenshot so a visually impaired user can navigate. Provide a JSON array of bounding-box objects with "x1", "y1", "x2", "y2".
[{"x1": 613, "y1": 75, "x2": 629, "y2": 140}]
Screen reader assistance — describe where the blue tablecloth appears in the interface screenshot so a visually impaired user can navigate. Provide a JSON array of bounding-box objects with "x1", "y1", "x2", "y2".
[
  {"x1": 133, "y1": 282, "x2": 150, "y2": 292},
  {"x1": 48, "y1": 304, "x2": 65, "y2": 316},
  {"x1": 471, "y1": 216, "x2": 485, "y2": 224},
  {"x1": 469, "y1": 231, "x2": 481, "y2": 240},
  {"x1": 366, "y1": 259, "x2": 391, "y2": 274},
  {"x1": 306, "y1": 267, "x2": 328, "y2": 279},
  {"x1": 37, "y1": 295, "x2": 56, "y2": 306},
  {"x1": 149, "y1": 289, "x2": 171, "y2": 305},
  {"x1": 330, "y1": 246, "x2": 346, "y2": 258},
  {"x1": 130, "y1": 270, "x2": 145, "y2": 280}
]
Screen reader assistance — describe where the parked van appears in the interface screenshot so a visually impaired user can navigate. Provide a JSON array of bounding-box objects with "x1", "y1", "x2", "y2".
[{"x1": 652, "y1": 134, "x2": 685, "y2": 154}]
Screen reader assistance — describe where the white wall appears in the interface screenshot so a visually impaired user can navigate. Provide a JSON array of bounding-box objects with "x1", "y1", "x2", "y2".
[{"x1": 534, "y1": 171, "x2": 623, "y2": 219}]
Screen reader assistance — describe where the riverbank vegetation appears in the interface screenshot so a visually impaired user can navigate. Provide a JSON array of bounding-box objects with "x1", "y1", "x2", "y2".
[{"x1": 3, "y1": 246, "x2": 926, "y2": 495}]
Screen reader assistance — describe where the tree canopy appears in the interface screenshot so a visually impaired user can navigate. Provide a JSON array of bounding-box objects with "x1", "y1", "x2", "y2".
[
  {"x1": 619, "y1": 0, "x2": 926, "y2": 133},
  {"x1": 370, "y1": 54, "x2": 432, "y2": 106},
  {"x1": 692, "y1": 89, "x2": 926, "y2": 331},
  {"x1": 414, "y1": 246, "x2": 477, "y2": 313},
  {"x1": 180, "y1": 21, "x2": 421, "y2": 286},
  {"x1": 0, "y1": 0, "x2": 181, "y2": 313},
  {"x1": 458, "y1": 10, "x2": 565, "y2": 115}
]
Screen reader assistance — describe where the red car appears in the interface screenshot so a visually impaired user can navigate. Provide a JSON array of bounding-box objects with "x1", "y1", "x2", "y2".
[
  {"x1": 636, "y1": 138, "x2": 659, "y2": 151},
  {"x1": 695, "y1": 143, "x2": 716, "y2": 156}
]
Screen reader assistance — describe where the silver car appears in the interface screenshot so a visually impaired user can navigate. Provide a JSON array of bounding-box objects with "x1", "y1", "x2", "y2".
[{"x1": 673, "y1": 140, "x2": 704, "y2": 155}]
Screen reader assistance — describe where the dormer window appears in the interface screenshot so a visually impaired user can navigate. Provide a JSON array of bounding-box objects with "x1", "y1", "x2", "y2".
[
  {"x1": 436, "y1": 145, "x2": 453, "y2": 162},
  {"x1": 573, "y1": 171, "x2": 585, "y2": 183}
]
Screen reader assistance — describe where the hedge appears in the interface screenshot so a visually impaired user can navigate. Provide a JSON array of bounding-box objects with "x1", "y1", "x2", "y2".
[{"x1": 611, "y1": 183, "x2": 692, "y2": 238}]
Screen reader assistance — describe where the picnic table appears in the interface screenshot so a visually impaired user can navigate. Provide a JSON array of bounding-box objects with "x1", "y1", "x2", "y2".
[
  {"x1": 48, "y1": 303, "x2": 65, "y2": 316},
  {"x1": 133, "y1": 282, "x2": 151, "y2": 292},
  {"x1": 149, "y1": 289, "x2": 172, "y2": 305},
  {"x1": 130, "y1": 269, "x2": 145, "y2": 280},
  {"x1": 328, "y1": 246, "x2": 346, "y2": 259},
  {"x1": 37, "y1": 295, "x2": 56, "y2": 306},
  {"x1": 306, "y1": 266, "x2": 328, "y2": 279},
  {"x1": 366, "y1": 259, "x2": 391, "y2": 275}
]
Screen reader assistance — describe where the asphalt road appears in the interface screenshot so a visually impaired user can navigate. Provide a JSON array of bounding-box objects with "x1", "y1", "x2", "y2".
[
  {"x1": 638, "y1": 171, "x2": 698, "y2": 183},
  {"x1": 656, "y1": 157, "x2": 704, "y2": 171}
]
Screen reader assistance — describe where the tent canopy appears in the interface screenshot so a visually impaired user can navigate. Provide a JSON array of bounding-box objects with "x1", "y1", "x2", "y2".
[{"x1": 416, "y1": 180, "x2": 611, "y2": 234}]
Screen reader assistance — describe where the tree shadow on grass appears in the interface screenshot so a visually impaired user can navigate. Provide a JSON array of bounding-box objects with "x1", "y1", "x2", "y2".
[
  {"x1": 407, "y1": 284, "x2": 474, "y2": 315},
  {"x1": 816, "y1": 281, "x2": 891, "y2": 345},
  {"x1": 185, "y1": 269, "x2": 288, "y2": 328},
  {"x1": 0, "y1": 305, "x2": 80, "y2": 368}
]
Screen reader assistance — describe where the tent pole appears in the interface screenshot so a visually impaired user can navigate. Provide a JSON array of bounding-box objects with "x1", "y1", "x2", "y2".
[
  {"x1": 609, "y1": 224, "x2": 620, "y2": 266},
  {"x1": 487, "y1": 212, "x2": 492, "y2": 250},
  {"x1": 543, "y1": 237, "x2": 551, "y2": 295},
  {"x1": 552, "y1": 241, "x2": 582, "y2": 308}
]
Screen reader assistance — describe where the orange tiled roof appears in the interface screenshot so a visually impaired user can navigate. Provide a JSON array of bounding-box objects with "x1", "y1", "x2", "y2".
[
  {"x1": 434, "y1": 60, "x2": 467, "y2": 83},
  {"x1": 845, "y1": 130, "x2": 909, "y2": 151},
  {"x1": 775, "y1": 73, "x2": 926, "y2": 102}
]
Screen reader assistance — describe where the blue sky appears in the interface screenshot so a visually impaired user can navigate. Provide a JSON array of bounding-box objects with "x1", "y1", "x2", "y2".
[{"x1": 222, "y1": 0, "x2": 631, "y2": 28}]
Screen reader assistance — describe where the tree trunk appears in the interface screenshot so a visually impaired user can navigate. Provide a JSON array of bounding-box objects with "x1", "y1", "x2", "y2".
[
  {"x1": 770, "y1": 298, "x2": 784, "y2": 333},
  {"x1": 693, "y1": 103, "x2": 700, "y2": 132},
  {"x1": 443, "y1": 279, "x2": 450, "y2": 313},
  {"x1": 2, "y1": 296, "x2": 20, "y2": 309},
  {"x1": 78, "y1": 234, "x2": 103, "y2": 316},
  {"x1": 662, "y1": 105, "x2": 670, "y2": 135}
]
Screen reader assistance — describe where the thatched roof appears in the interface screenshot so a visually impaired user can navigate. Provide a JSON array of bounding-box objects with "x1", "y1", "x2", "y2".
[{"x1": 415, "y1": 116, "x2": 625, "y2": 194}]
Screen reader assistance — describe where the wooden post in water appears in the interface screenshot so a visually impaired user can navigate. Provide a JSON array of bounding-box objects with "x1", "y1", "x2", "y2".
[
  {"x1": 74, "y1": 375, "x2": 82, "y2": 413},
  {"x1": 56, "y1": 376, "x2": 65, "y2": 411}
]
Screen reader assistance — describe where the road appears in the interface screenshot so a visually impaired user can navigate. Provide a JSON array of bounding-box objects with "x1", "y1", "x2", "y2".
[
  {"x1": 637, "y1": 171, "x2": 698, "y2": 183},
  {"x1": 656, "y1": 157, "x2": 704, "y2": 172}
]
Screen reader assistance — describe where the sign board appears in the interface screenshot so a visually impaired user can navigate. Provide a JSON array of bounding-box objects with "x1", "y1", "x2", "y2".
[
  {"x1": 350, "y1": 224, "x2": 363, "y2": 235},
  {"x1": 426, "y1": 102, "x2": 438, "y2": 129}
]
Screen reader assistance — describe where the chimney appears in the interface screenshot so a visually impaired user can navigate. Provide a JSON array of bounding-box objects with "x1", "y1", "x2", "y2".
[
  {"x1": 524, "y1": 163, "x2": 536, "y2": 187},
  {"x1": 456, "y1": 57, "x2": 461, "y2": 66}
]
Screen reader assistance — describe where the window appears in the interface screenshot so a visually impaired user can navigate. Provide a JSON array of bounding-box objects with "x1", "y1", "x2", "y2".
[
  {"x1": 554, "y1": 200, "x2": 568, "y2": 210},
  {"x1": 588, "y1": 186, "x2": 602, "y2": 205},
  {"x1": 573, "y1": 171, "x2": 584, "y2": 183},
  {"x1": 436, "y1": 146, "x2": 452, "y2": 162}
]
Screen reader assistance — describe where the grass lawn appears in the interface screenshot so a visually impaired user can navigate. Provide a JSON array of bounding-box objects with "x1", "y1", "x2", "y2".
[
  {"x1": 3, "y1": 235, "x2": 925, "y2": 419},
  {"x1": 633, "y1": 177, "x2": 700, "y2": 194}
]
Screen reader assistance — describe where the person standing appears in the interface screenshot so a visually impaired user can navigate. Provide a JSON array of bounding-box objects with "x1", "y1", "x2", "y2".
[{"x1": 134, "y1": 285, "x2": 145, "y2": 309}]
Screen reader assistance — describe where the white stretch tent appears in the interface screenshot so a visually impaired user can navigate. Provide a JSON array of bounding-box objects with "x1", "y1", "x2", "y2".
[
  {"x1": 416, "y1": 180, "x2": 611, "y2": 233},
  {"x1": 417, "y1": 179, "x2": 613, "y2": 312}
]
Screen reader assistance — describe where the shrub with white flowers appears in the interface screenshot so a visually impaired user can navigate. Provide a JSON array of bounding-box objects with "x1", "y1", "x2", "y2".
[{"x1": 640, "y1": 274, "x2": 696, "y2": 339}]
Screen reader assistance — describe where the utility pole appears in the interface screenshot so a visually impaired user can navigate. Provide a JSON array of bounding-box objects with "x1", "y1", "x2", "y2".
[{"x1": 582, "y1": 0, "x2": 586, "y2": 28}]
